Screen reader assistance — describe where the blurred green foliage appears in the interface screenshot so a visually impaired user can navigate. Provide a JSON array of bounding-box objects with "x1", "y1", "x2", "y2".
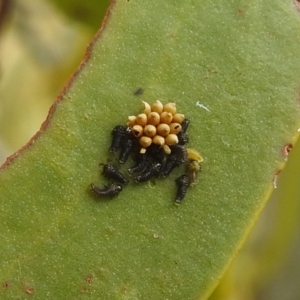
[{"x1": 0, "y1": 0, "x2": 109, "y2": 156}]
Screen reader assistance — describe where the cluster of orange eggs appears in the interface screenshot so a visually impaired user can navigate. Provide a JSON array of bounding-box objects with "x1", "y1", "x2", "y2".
[{"x1": 127, "y1": 100, "x2": 185, "y2": 154}]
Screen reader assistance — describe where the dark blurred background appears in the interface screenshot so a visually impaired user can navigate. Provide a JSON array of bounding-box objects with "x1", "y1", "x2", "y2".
[{"x1": 0, "y1": 0, "x2": 109, "y2": 162}]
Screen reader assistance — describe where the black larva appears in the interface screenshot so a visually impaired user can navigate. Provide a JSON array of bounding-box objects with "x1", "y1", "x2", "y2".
[
  {"x1": 177, "y1": 118, "x2": 190, "y2": 145},
  {"x1": 90, "y1": 183, "x2": 122, "y2": 197},
  {"x1": 134, "y1": 162, "x2": 162, "y2": 183},
  {"x1": 128, "y1": 153, "x2": 148, "y2": 174},
  {"x1": 181, "y1": 118, "x2": 190, "y2": 133},
  {"x1": 170, "y1": 144, "x2": 188, "y2": 163},
  {"x1": 90, "y1": 101, "x2": 200, "y2": 205},
  {"x1": 161, "y1": 153, "x2": 180, "y2": 178},
  {"x1": 161, "y1": 145, "x2": 187, "y2": 178},
  {"x1": 109, "y1": 125, "x2": 127, "y2": 153},
  {"x1": 102, "y1": 163, "x2": 129, "y2": 185},
  {"x1": 147, "y1": 144, "x2": 165, "y2": 162},
  {"x1": 174, "y1": 175, "x2": 190, "y2": 204},
  {"x1": 118, "y1": 130, "x2": 135, "y2": 164}
]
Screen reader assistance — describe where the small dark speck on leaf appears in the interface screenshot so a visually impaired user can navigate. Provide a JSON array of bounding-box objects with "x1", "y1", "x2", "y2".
[
  {"x1": 134, "y1": 87, "x2": 144, "y2": 96},
  {"x1": 2, "y1": 281, "x2": 9, "y2": 288}
]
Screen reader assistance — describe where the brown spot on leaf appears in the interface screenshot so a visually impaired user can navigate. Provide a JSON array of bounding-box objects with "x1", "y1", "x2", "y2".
[
  {"x1": 294, "y1": 0, "x2": 300, "y2": 11},
  {"x1": 283, "y1": 143, "x2": 293, "y2": 160},
  {"x1": 25, "y1": 287, "x2": 34, "y2": 295},
  {"x1": 2, "y1": 281, "x2": 9, "y2": 288},
  {"x1": 273, "y1": 169, "x2": 282, "y2": 189},
  {"x1": 236, "y1": 9, "x2": 245, "y2": 16},
  {"x1": 86, "y1": 274, "x2": 93, "y2": 284}
]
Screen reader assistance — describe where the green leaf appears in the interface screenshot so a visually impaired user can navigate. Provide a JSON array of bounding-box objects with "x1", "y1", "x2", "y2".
[
  {"x1": 209, "y1": 137, "x2": 300, "y2": 300},
  {"x1": 1, "y1": 0, "x2": 300, "y2": 299}
]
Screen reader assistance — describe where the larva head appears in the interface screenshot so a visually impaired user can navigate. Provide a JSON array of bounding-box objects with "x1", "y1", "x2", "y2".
[{"x1": 187, "y1": 148, "x2": 203, "y2": 163}]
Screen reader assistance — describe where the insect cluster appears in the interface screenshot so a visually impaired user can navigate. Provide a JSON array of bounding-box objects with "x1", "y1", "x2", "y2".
[{"x1": 90, "y1": 101, "x2": 203, "y2": 204}]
